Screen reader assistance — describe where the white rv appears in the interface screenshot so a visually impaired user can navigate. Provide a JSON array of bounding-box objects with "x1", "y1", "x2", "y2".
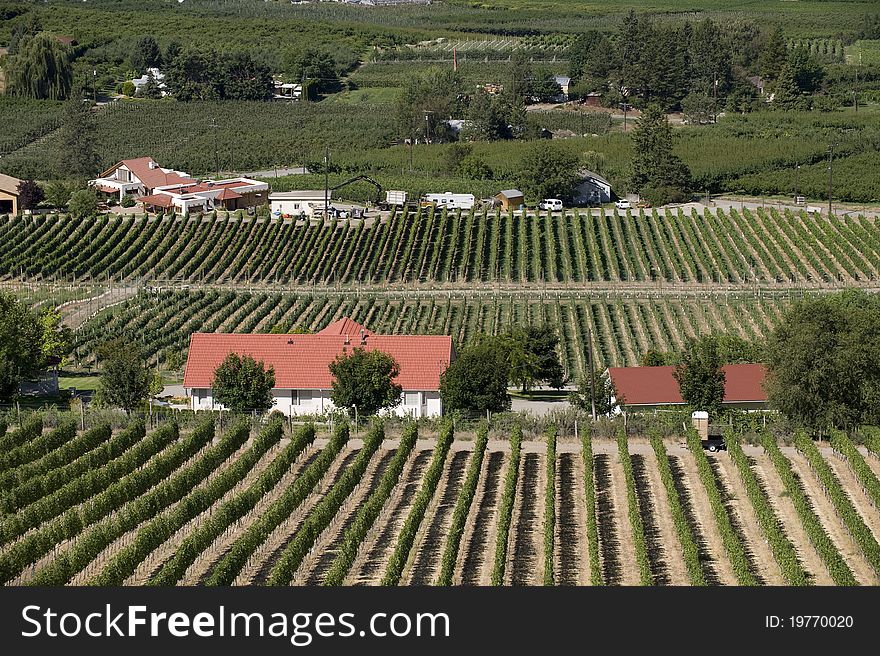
[{"x1": 424, "y1": 192, "x2": 476, "y2": 210}]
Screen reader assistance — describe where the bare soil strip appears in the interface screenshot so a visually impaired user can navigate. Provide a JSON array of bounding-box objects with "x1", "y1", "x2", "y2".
[
  {"x1": 607, "y1": 451, "x2": 641, "y2": 585},
  {"x1": 346, "y1": 449, "x2": 432, "y2": 586},
  {"x1": 237, "y1": 448, "x2": 360, "y2": 585},
  {"x1": 666, "y1": 453, "x2": 728, "y2": 585},
  {"x1": 746, "y1": 451, "x2": 830, "y2": 585},
  {"x1": 554, "y1": 452, "x2": 590, "y2": 585},
  {"x1": 126, "y1": 442, "x2": 287, "y2": 585},
  {"x1": 508, "y1": 452, "x2": 546, "y2": 585},
  {"x1": 181, "y1": 447, "x2": 321, "y2": 586},
  {"x1": 457, "y1": 451, "x2": 506, "y2": 585},
  {"x1": 784, "y1": 449, "x2": 877, "y2": 585},
  {"x1": 295, "y1": 449, "x2": 396, "y2": 585},
  {"x1": 630, "y1": 454, "x2": 670, "y2": 585},
  {"x1": 405, "y1": 449, "x2": 471, "y2": 585},
  {"x1": 640, "y1": 449, "x2": 690, "y2": 585},
  {"x1": 709, "y1": 455, "x2": 783, "y2": 585},
  {"x1": 593, "y1": 454, "x2": 622, "y2": 585},
  {"x1": 823, "y1": 448, "x2": 880, "y2": 543}
]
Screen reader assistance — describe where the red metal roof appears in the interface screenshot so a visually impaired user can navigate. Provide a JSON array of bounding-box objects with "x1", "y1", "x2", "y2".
[
  {"x1": 183, "y1": 326, "x2": 452, "y2": 391},
  {"x1": 318, "y1": 318, "x2": 372, "y2": 337},
  {"x1": 607, "y1": 364, "x2": 767, "y2": 407}
]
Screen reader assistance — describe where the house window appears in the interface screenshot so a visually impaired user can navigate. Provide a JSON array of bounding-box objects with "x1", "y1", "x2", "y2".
[
  {"x1": 292, "y1": 390, "x2": 299, "y2": 405},
  {"x1": 292, "y1": 390, "x2": 312, "y2": 405},
  {"x1": 405, "y1": 391, "x2": 419, "y2": 406}
]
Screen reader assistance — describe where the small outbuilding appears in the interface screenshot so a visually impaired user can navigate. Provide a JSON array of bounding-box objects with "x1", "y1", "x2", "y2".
[
  {"x1": 495, "y1": 189, "x2": 525, "y2": 211},
  {"x1": 270, "y1": 190, "x2": 332, "y2": 218},
  {"x1": 0, "y1": 173, "x2": 22, "y2": 215}
]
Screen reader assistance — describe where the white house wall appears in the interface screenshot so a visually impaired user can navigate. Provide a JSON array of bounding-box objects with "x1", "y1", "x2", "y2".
[{"x1": 189, "y1": 388, "x2": 443, "y2": 417}]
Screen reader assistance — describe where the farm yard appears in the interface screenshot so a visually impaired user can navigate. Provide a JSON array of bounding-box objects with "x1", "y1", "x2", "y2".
[{"x1": 1, "y1": 416, "x2": 879, "y2": 587}]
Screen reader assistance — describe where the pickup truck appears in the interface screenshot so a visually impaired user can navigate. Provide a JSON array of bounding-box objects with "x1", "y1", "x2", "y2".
[{"x1": 702, "y1": 436, "x2": 727, "y2": 452}]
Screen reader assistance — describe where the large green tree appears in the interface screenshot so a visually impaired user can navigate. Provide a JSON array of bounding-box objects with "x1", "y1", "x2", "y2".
[
  {"x1": 673, "y1": 334, "x2": 727, "y2": 417},
  {"x1": 5, "y1": 32, "x2": 73, "y2": 100},
  {"x1": 97, "y1": 340, "x2": 151, "y2": 414},
  {"x1": 395, "y1": 67, "x2": 462, "y2": 142},
  {"x1": 630, "y1": 104, "x2": 691, "y2": 205},
  {"x1": 0, "y1": 293, "x2": 43, "y2": 401},
  {"x1": 130, "y1": 35, "x2": 162, "y2": 74},
  {"x1": 765, "y1": 291, "x2": 880, "y2": 433},
  {"x1": 518, "y1": 142, "x2": 579, "y2": 203},
  {"x1": 212, "y1": 353, "x2": 276, "y2": 413},
  {"x1": 329, "y1": 347, "x2": 402, "y2": 417},
  {"x1": 507, "y1": 325, "x2": 565, "y2": 392},
  {"x1": 440, "y1": 337, "x2": 511, "y2": 415}
]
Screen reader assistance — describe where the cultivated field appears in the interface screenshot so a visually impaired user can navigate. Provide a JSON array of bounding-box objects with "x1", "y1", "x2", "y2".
[
  {"x1": 2, "y1": 417, "x2": 878, "y2": 586},
  {"x1": 3, "y1": 207, "x2": 879, "y2": 286},
  {"x1": 68, "y1": 288, "x2": 794, "y2": 374}
]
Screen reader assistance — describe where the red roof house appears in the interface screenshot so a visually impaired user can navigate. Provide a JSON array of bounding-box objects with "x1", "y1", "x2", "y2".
[
  {"x1": 183, "y1": 319, "x2": 453, "y2": 417},
  {"x1": 607, "y1": 364, "x2": 767, "y2": 412}
]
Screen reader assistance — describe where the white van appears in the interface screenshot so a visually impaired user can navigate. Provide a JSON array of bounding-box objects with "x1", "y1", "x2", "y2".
[
  {"x1": 539, "y1": 198, "x2": 563, "y2": 211},
  {"x1": 615, "y1": 199, "x2": 632, "y2": 210}
]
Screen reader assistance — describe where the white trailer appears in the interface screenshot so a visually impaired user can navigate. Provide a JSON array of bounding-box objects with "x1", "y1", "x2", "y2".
[
  {"x1": 424, "y1": 192, "x2": 476, "y2": 210},
  {"x1": 385, "y1": 190, "x2": 408, "y2": 206}
]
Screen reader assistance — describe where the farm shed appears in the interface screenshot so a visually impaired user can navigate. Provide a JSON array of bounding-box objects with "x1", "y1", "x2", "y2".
[
  {"x1": 270, "y1": 190, "x2": 331, "y2": 218},
  {"x1": 184, "y1": 318, "x2": 454, "y2": 418},
  {"x1": 495, "y1": 189, "x2": 524, "y2": 211},
  {"x1": 607, "y1": 363, "x2": 768, "y2": 415},
  {"x1": 0, "y1": 173, "x2": 22, "y2": 215},
  {"x1": 573, "y1": 169, "x2": 612, "y2": 205}
]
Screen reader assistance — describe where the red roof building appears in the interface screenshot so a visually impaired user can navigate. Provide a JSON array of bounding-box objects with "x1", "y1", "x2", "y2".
[
  {"x1": 607, "y1": 364, "x2": 768, "y2": 413},
  {"x1": 184, "y1": 319, "x2": 453, "y2": 417}
]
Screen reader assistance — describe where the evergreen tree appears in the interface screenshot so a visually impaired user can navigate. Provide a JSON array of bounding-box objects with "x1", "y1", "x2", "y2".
[
  {"x1": 772, "y1": 62, "x2": 804, "y2": 110},
  {"x1": 130, "y1": 35, "x2": 162, "y2": 74},
  {"x1": 630, "y1": 105, "x2": 691, "y2": 204},
  {"x1": 759, "y1": 26, "x2": 788, "y2": 80},
  {"x1": 56, "y1": 101, "x2": 101, "y2": 177}
]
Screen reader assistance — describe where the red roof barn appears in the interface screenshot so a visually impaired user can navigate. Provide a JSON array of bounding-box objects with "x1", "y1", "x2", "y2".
[{"x1": 607, "y1": 364, "x2": 767, "y2": 412}]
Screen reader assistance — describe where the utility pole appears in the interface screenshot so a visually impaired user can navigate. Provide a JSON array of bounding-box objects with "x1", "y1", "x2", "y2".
[
  {"x1": 323, "y1": 145, "x2": 330, "y2": 220},
  {"x1": 93, "y1": 69, "x2": 97, "y2": 105},
  {"x1": 794, "y1": 163, "x2": 800, "y2": 201},
  {"x1": 712, "y1": 74, "x2": 718, "y2": 123},
  {"x1": 209, "y1": 118, "x2": 220, "y2": 179},
  {"x1": 827, "y1": 143, "x2": 835, "y2": 217},
  {"x1": 409, "y1": 132, "x2": 414, "y2": 173}
]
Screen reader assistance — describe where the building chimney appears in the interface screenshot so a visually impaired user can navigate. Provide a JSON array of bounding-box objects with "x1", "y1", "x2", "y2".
[
  {"x1": 344, "y1": 334, "x2": 350, "y2": 345},
  {"x1": 148, "y1": 160, "x2": 157, "y2": 170},
  {"x1": 360, "y1": 329, "x2": 367, "y2": 345}
]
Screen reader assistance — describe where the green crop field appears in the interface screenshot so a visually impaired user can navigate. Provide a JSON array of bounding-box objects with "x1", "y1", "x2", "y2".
[
  {"x1": 3, "y1": 207, "x2": 879, "y2": 287},
  {"x1": 70, "y1": 287, "x2": 797, "y2": 375}
]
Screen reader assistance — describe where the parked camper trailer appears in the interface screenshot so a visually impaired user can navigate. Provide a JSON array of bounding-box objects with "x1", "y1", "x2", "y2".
[{"x1": 423, "y1": 192, "x2": 476, "y2": 210}]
